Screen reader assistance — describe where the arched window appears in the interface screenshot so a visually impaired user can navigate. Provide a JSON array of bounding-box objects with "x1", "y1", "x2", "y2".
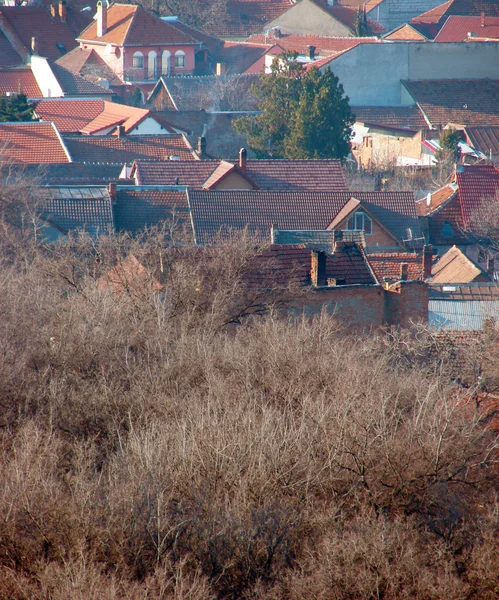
[
  {"x1": 346, "y1": 211, "x2": 372, "y2": 235},
  {"x1": 148, "y1": 50, "x2": 158, "y2": 79},
  {"x1": 132, "y1": 51, "x2": 144, "y2": 69},
  {"x1": 174, "y1": 50, "x2": 186, "y2": 69},
  {"x1": 162, "y1": 50, "x2": 171, "y2": 75}
]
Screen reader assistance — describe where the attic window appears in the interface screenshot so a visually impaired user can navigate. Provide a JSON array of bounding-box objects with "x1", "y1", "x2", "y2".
[
  {"x1": 346, "y1": 211, "x2": 372, "y2": 235},
  {"x1": 56, "y1": 43, "x2": 66, "y2": 54}
]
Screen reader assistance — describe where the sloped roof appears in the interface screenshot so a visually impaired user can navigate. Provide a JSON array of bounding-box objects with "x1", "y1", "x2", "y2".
[
  {"x1": 415, "y1": 183, "x2": 458, "y2": 216},
  {"x1": 465, "y1": 126, "x2": 499, "y2": 155},
  {"x1": 133, "y1": 158, "x2": 348, "y2": 190},
  {"x1": 0, "y1": 6, "x2": 84, "y2": 61},
  {"x1": 219, "y1": 41, "x2": 272, "y2": 74},
  {"x1": 80, "y1": 102, "x2": 158, "y2": 134},
  {"x1": 113, "y1": 187, "x2": 190, "y2": 234},
  {"x1": 78, "y1": 3, "x2": 199, "y2": 46},
  {"x1": 0, "y1": 29, "x2": 22, "y2": 68},
  {"x1": 455, "y1": 163, "x2": 499, "y2": 222},
  {"x1": 211, "y1": 0, "x2": 294, "y2": 38},
  {"x1": 39, "y1": 185, "x2": 113, "y2": 234},
  {"x1": 16, "y1": 163, "x2": 125, "y2": 185},
  {"x1": 352, "y1": 105, "x2": 429, "y2": 130},
  {"x1": 34, "y1": 99, "x2": 105, "y2": 133},
  {"x1": 49, "y1": 61, "x2": 114, "y2": 96},
  {"x1": 402, "y1": 79, "x2": 499, "y2": 128},
  {"x1": 339, "y1": 0, "x2": 384, "y2": 11},
  {"x1": 55, "y1": 47, "x2": 121, "y2": 85},
  {"x1": 0, "y1": 68, "x2": 42, "y2": 98},
  {"x1": 187, "y1": 190, "x2": 418, "y2": 244},
  {"x1": 97, "y1": 255, "x2": 162, "y2": 293},
  {"x1": 166, "y1": 18, "x2": 222, "y2": 55},
  {"x1": 431, "y1": 245, "x2": 487, "y2": 283},
  {"x1": 368, "y1": 252, "x2": 425, "y2": 281},
  {"x1": 383, "y1": 23, "x2": 429, "y2": 40},
  {"x1": 326, "y1": 242, "x2": 376, "y2": 285},
  {"x1": 63, "y1": 134, "x2": 197, "y2": 163},
  {"x1": 246, "y1": 32, "x2": 380, "y2": 54},
  {"x1": 242, "y1": 244, "x2": 312, "y2": 287},
  {"x1": 310, "y1": 0, "x2": 385, "y2": 34},
  {"x1": 435, "y1": 15, "x2": 499, "y2": 40},
  {"x1": 0, "y1": 122, "x2": 71, "y2": 164},
  {"x1": 412, "y1": 0, "x2": 454, "y2": 23}
]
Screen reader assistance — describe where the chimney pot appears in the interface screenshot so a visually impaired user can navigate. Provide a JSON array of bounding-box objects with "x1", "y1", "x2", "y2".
[
  {"x1": 59, "y1": 0, "x2": 66, "y2": 21},
  {"x1": 423, "y1": 244, "x2": 433, "y2": 279},
  {"x1": 400, "y1": 262, "x2": 408, "y2": 281},
  {"x1": 198, "y1": 136, "x2": 207, "y2": 155},
  {"x1": 96, "y1": 1, "x2": 107, "y2": 38},
  {"x1": 311, "y1": 250, "x2": 327, "y2": 286},
  {"x1": 239, "y1": 147, "x2": 247, "y2": 170}
]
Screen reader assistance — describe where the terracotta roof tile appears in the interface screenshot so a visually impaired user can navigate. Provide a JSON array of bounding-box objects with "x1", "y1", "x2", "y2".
[
  {"x1": 368, "y1": 252, "x2": 425, "y2": 281},
  {"x1": 0, "y1": 29, "x2": 23, "y2": 68},
  {"x1": 114, "y1": 187, "x2": 190, "y2": 234},
  {"x1": 39, "y1": 185, "x2": 113, "y2": 234},
  {"x1": 455, "y1": 163, "x2": 499, "y2": 222},
  {"x1": 34, "y1": 99, "x2": 105, "y2": 133},
  {"x1": 384, "y1": 24, "x2": 429, "y2": 40},
  {"x1": 435, "y1": 15, "x2": 499, "y2": 40},
  {"x1": 246, "y1": 33, "x2": 380, "y2": 54},
  {"x1": 0, "y1": 68, "x2": 42, "y2": 98},
  {"x1": 340, "y1": 0, "x2": 384, "y2": 11},
  {"x1": 412, "y1": 0, "x2": 454, "y2": 23},
  {"x1": 133, "y1": 159, "x2": 348, "y2": 190},
  {"x1": 242, "y1": 244, "x2": 312, "y2": 286},
  {"x1": 416, "y1": 183, "x2": 458, "y2": 216},
  {"x1": 353, "y1": 105, "x2": 429, "y2": 130},
  {"x1": 431, "y1": 245, "x2": 487, "y2": 283},
  {"x1": 465, "y1": 126, "x2": 499, "y2": 156},
  {"x1": 402, "y1": 79, "x2": 499, "y2": 128},
  {"x1": 63, "y1": 134, "x2": 197, "y2": 163},
  {"x1": 187, "y1": 190, "x2": 418, "y2": 244},
  {"x1": 55, "y1": 47, "x2": 120, "y2": 86},
  {"x1": 80, "y1": 102, "x2": 151, "y2": 134},
  {"x1": 0, "y1": 6, "x2": 82, "y2": 61},
  {"x1": 0, "y1": 122, "x2": 71, "y2": 164},
  {"x1": 97, "y1": 255, "x2": 162, "y2": 293},
  {"x1": 78, "y1": 3, "x2": 197, "y2": 46}
]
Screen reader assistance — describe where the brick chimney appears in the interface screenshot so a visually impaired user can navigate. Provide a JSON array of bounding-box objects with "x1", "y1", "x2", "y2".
[
  {"x1": 481, "y1": 11, "x2": 485, "y2": 27},
  {"x1": 108, "y1": 182, "x2": 117, "y2": 202},
  {"x1": 308, "y1": 45, "x2": 316, "y2": 60},
  {"x1": 487, "y1": 256, "x2": 495, "y2": 278},
  {"x1": 96, "y1": 1, "x2": 107, "y2": 38},
  {"x1": 59, "y1": 0, "x2": 66, "y2": 22},
  {"x1": 117, "y1": 124, "x2": 125, "y2": 138},
  {"x1": 198, "y1": 136, "x2": 207, "y2": 155},
  {"x1": 311, "y1": 251, "x2": 327, "y2": 286},
  {"x1": 31, "y1": 36, "x2": 38, "y2": 55},
  {"x1": 423, "y1": 244, "x2": 433, "y2": 279},
  {"x1": 399, "y1": 262, "x2": 408, "y2": 281},
  {"x1": 239, "y1": 147, "x2": 247, "y2": 170}
]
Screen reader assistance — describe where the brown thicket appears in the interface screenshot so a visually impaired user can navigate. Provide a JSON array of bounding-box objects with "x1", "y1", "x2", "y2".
[{"x1": 0, "y1": 213, "x2": 498, "y2": 598}]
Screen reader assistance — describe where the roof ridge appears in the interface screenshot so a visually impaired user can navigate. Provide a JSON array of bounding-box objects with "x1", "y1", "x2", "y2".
[{"x1": 121, "y1": 3, "x2": 139, "y2": 47}]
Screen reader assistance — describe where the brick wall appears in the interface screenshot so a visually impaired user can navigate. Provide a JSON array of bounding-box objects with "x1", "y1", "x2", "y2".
[{"x1": 385, "y1": 280, "x2": 428, "y2": 327}]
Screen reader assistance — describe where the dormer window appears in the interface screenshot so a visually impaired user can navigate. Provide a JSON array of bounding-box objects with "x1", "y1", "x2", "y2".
[{"x1": 346, "y1": 211, "x2": 372, "y2": 235}]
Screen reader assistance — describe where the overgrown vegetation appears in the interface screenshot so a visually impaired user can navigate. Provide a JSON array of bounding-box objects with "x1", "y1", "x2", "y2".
[{"x1": 0, "y1": 188, "x2": 499, "y2": 599}]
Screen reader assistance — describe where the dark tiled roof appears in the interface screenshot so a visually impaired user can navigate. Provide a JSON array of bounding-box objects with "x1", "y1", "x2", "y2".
[
  {"x1": 50, "y1": 61, "x2": 114, "y2": 96},
  {"x1": 0, "y1": 122, "x2": 71, "y2": 164},
  {"x1": 114, "y1": 187, "x2": 190, "y2": 234},
  {"x1": 326, "y1": 242, "x2": 376, "y2": 285},
  {"x1": 133, "y1": 158, "x2": 348, "y2": 190},
  {"x1": 455, "y1": 163, "x2": 499, "y2": 222},
  {"x1": 63, "y1": 134, "x2": 197, "y2": 163},
  {"x1": 465, "y1": 126, "x2": 499, "y2": 155},
  {"x1": 22, "y1": 163, "x2": 125, "y2": 185},
  {"x1": 0, "y1": 68, "x2": 42, "y2": 98},
  {"x1": 219, "y1": 41, "x2": 272, "y2": 74},
  {"x1": 0, "y1": 6, "x2": 83, "y2": 61},
  {"x1": 435, "y1": 15, "x2": 499, "y2": 40},
  {"x1": 352, "y1": 105, "x2": 429, "y2": 130},
  {"x1": 210, "y1": 0, "x2": 294, "y2": 38},
  {"x1": 39, "y1": 186, "x2": 113, "y2": 234},
  {"x1": 311, "y1": 0, "x2": 386, "y2": 34},
  {"x1": 242, "y1": 244, "x2": 312, "y2": 286},
  {"x1": 0, "y1": 29, "x2": 23, "y2": 68},
  {"x1": 167, "y1": 19, "x2": 222, "y2": 55},
  {"x1": 246, "y1": 33, "x2": 380, "y2": 54},
  {"x1": 402, "y1": 79, "x2": 499, "y2": 127},
  {"x1": 188, "y1": 190, "x2": 418, "y2": 244}
]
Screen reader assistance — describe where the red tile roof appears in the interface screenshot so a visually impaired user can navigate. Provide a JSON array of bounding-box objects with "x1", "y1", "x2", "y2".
[
  {"x1": 311, "y1": 0, "x2": 385, "y2": 34},
  {"x1": 340, "y1": 0, "x2": 384, "y2": 11},
  {"x1": 212, "y1": 0, "x2": 294, "y2": 38},
  {"x1": 384, "y1": 23, "x2": 429, "y2": 40},
  {"x1": 34, "y1": 99, "x2": 105, "y2": 134},
  {"x1": 402, "y1": 79, "x2": 499, "y2": 128},
  {"x1": 0, "y1": 29, "x2": 22, "y2": 68},
  {"x1": 0, "y1": 6, "x2": 82, "y2": 61},
  {"x1": 431, "y1": 245, "x2": 487, "y2": 283},
  {"x1": 352, "y1": 105, "x2": 429, "y2": 130},
  {"x1": 113, "y1": 188, "x2": 190, "y2": 234},
  {"x1": 50, "y1": 61, "x2": 114, "y2": 96},
  {"x1": 368, "y1": 252, "x2": 425, "y2": 281},
  {"x1": 80, "y1": 102, "x2": 155, "y2": 135},
  {"x1": 246, "y1": 33, "x2": 380, "y2": 55},
  {"x1": 0, "y1": 68, "x2": 42, "y2": 98},
  {"x1": 412, "y1": 0, "x2": 454, "y2": 23},
  {"x1": 435, "y1": 15, "x2": 499, "y2": 40},
  {"x1": 416, "y1": 183, "x2": 458, "y2": 216},
  {"x1": 0, "y1": 122, "x2": 71, "y2": 164},
  {"x1": 455, "y1": 163, "x2": 499, "y2": 222},
  {"x1": 78, "y1": 3, "x2": 199, "y2": 46},
  {"x1": 465, "y1": 126, "x2": 499, "y2": 156},
  {"x1": 132, "y1": 159, "x2": 348, "y2": 191},
  {"x1": 55, "y1": 47, "x2": 121, "y2": 85},
  {"x1": 243, "y1": 244, "x2": 312, "y2": 286},
  {"x1": 63, "y1": 134, "x2": 197, "y2": 163}
]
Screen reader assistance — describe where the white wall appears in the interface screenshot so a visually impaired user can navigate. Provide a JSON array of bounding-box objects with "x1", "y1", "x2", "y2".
[
  {"x1": 31, "y1": 56, "x2": 64, "y2": 98},
  {"x1": 131, "y1": 117, "x2": 167, "y2": 135},
  {"x1": 324, "y1": 42, "x2": 499, "y2": 106}
]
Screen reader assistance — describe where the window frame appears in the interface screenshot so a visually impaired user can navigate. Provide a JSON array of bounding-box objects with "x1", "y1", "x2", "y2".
[
  {"x1": 346, "y1": 211, "x2": 372, "y2": 235},
  {"x1": 132, "y1": 51, "x2": 144, "y2": 69}
]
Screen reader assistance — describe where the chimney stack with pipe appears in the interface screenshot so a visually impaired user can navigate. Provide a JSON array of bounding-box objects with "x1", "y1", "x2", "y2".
[
  {"x1": 97, "y1": 1, "x2": 107, "y2": 38},
  {"x1": 239, "y1": 147, "x2": 247, "y2": 170}
]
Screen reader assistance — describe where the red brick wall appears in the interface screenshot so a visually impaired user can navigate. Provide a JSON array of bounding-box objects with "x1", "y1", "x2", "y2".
[{"x1": 385, "y1": 281, "x2": 428, "y2": 327}]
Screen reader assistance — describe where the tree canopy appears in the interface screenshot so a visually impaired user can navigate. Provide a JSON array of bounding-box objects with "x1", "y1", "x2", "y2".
[
  {"x1": 0, "y1": 93, "x2": 34, "y2": 123},
  {"x1": 234, "y1": 53, "x2": 354, "y2": 160}
]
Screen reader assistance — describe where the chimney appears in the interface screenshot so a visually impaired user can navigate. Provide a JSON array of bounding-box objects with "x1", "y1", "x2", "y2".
[
  {"x1": 487, "y1": 256, "x2": 495, "y2": 278},
  {"x1": 59, "y1": 0, "x2": 66, "y2": 21},
  {"x1": 31, "y1": 36, "x2": 38, "y2": 55},
  {"x1": 50, "y1": 4, "x2": 56, "y2": 17},
  {"x1": 198, "y1": 136, "x2": 207, "y2": 155},
  {"x1": 481, "y1": 11, "x2": 485, "y2": 27},
  {"x1": 96, "y1": 1, "x2": 107, "y2": 38},
  {"x1": 272, "y1": 26, "x2": 281, "y2": 38},
  {"x1": 308, "y1": 45, "x2": 316, "y2": 60},
  {"x1": 400, "y1": 262, "x2": 408, "y2": 281},
  {"x1": 311, "y1": 251, "x2": 327, "y2": 286},
  {"x1": 108, "y1": 182, "x2": 117, "y2": 202},
  {"x1": 239, "y1": 147, "x2": 247, "y2": 170},
  {"x1": 423, "y1": 244, "x2": 433, "y2": 279},
  {"x1": 216, "y1": 62, "x2": 226, "y2": 76},
  {"x1": 117, "y1": 124, "x2": 125, "y2": 138}
]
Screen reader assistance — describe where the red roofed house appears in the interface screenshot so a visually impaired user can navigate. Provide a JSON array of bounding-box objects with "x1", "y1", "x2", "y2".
[
  {"x1": 0, "y1": 122, "x2": 71, "y2": 164},
  {"x1": 435, "y1": 14, "x2": 499, "y2": 40},
  {"x1": 76, "y1": 2, "x2": 218, "y2": 88}
]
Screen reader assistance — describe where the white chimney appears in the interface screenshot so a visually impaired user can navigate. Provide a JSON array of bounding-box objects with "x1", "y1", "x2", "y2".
[{"x1": 96, "y1": 1, "x2": 107, "y2": 38}]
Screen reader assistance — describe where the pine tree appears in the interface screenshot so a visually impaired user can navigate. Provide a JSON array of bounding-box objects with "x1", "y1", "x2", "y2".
[
  {"x1": 234, "y1": 53, "x2": 354, "y2": 160},
  {"x1": 436, "y1": 128, "x2": 462, "y2": 164},
  {"x1": 0, "y1": 93, "x2": 34, "y2": 122}
]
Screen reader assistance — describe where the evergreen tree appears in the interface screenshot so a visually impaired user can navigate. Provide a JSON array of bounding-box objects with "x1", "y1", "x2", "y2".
[
  {"x1": 436, "y1": 128, "x2": 462, "y2": 164},
  {"x1": 0, "y1": 93, "x2": 34, "y2": 122},
  {"x1": 234, "y1": 53, "x2": 354, "y2": 160}
]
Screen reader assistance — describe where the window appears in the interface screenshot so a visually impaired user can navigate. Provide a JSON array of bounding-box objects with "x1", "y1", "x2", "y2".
[
  {"x1": 162, "y1": 50, "x2": 171, "y2": 75},
  {"x1": 132, "y1": 51, "x2": 144, "y2": 69},
  {"x1": 148, "y1": 50, "x2": 157, "y2": 79},
  {"x1": 441, "y1": 221, "x2": 454, "y2": 238},
  {"x1": 346, "y1": 211, "x2": 372, "y2": 235},
  {"x1": 175, "y1": 50, "x2": 186, "y2": 68}
]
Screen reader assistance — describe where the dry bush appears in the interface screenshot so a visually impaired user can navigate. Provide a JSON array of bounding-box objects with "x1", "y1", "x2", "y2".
[{"x1": 0, "y1": 225, "x2": 498, "y2": 598}]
